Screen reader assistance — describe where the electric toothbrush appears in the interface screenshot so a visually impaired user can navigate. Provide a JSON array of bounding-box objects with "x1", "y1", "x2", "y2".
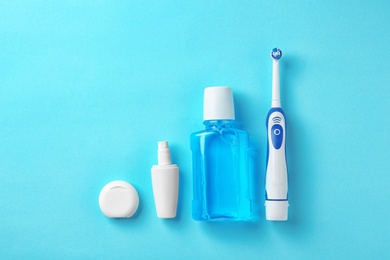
[{"x1": 265, "y1": 48, "x2": 289, "y2": 221}]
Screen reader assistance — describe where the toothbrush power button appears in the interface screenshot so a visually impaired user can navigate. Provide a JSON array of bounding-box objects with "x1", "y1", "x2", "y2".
[{"x1": 271, "y1": 124, "x2": 283, "y2": 149}]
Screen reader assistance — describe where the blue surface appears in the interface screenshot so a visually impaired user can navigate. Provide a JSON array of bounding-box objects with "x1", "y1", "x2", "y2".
[{"x1": 1, "y1": 1, "x2": 390, "y2": 259}]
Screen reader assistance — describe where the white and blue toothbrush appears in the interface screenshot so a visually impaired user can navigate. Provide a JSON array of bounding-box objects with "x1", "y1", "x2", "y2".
[{"x1": 265, "y1": 48, "x2": 289, "y2": 221}]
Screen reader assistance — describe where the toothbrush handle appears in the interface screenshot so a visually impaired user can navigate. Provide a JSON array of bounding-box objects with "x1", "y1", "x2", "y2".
[{"x1": 265, "y1": 108, "x2": 289, "y2": 220}]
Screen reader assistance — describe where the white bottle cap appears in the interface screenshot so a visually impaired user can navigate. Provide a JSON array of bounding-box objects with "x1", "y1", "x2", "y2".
[
  {"x1": 99, "y1": 180, "x2": 139, "y2": 218},
  {"x1": 265, "y1": 200, "x2": 289, "y2": 221},
  {"x1": 203, "y1": 86, "x2": 235, "y2": 121}
]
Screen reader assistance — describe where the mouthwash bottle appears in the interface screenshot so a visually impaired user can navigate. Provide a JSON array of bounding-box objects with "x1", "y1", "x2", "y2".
[{"x1": 191, "y1": 86, "x2": 252, "y2": 221}]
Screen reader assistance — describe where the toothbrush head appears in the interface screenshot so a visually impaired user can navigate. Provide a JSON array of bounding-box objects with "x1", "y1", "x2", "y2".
[{"x1": 270, "y1": 48, "x2": 282, "y2": 60}]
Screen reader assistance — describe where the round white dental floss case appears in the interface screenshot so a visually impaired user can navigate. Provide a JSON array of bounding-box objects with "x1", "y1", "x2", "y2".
[{"x1": 99, "y1": 180, "x2": 139, "y2": 218}]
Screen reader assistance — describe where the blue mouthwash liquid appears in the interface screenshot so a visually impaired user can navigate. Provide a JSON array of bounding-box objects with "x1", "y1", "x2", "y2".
[{"x1": 191, "y1": 119, "x2": 252, "y2": 221}]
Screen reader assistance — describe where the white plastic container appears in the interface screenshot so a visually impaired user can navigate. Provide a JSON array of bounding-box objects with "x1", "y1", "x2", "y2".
[{"x1": 151, "y1": 141, "x2": 179, "y2": 218}]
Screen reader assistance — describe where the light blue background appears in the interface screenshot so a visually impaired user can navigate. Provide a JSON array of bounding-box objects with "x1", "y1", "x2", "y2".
[{"x1": 1, "y1": 1, "x2": 389, "y2": 259}]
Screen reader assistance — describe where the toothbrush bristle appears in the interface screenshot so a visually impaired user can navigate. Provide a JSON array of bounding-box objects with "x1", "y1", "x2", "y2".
[{"x1": 270, "y1": 48, "x2": 282, "y2": 60}]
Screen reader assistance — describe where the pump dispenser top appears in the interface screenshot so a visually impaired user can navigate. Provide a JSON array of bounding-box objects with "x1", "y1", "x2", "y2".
[{"x1": 157, "y1": 141, "x2": 172, "y2": 165}]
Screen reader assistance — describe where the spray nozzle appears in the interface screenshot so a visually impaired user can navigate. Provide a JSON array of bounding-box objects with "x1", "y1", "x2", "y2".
[{"x1": 157, "y1": 141, "x2": 171, "y2": 165}]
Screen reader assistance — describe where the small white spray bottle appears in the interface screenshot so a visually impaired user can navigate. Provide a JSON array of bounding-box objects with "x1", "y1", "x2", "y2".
[{"x1": 151, "y1": 141, "x2": 179, "y2": 218}]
